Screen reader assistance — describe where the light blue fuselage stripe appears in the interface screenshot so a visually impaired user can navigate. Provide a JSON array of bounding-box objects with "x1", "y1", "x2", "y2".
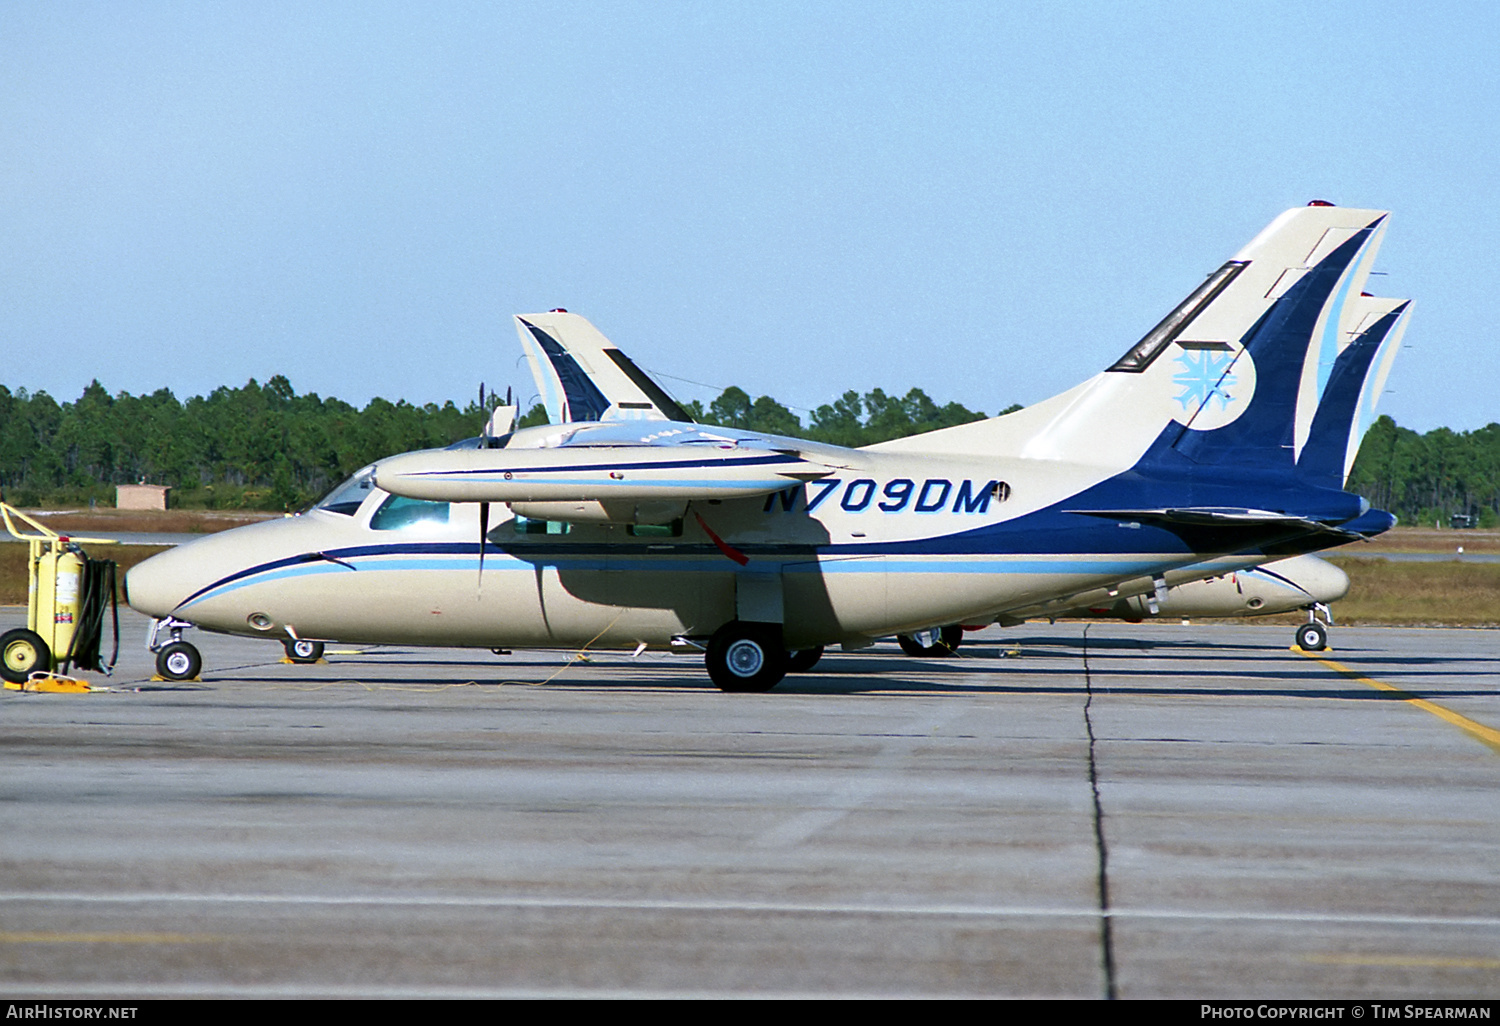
[{"x1": 178, "y1": 550, "x2": 1243, "y2": 610}]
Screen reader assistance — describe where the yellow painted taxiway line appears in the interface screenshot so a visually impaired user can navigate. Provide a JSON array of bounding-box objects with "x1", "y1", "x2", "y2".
[{"x1": 1294, "y1": 649, "x2": 1500, "y2": 755}]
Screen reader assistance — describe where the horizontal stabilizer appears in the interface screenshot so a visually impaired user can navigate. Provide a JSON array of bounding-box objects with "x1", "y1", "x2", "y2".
[{"x1": 1064, "y1": 506, "x2": 1366, "y2": 540}]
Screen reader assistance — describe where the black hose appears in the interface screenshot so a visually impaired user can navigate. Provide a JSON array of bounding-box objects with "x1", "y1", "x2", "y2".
[{"x1": 64, "y1": 555, "x2": 119, "y2": 675}]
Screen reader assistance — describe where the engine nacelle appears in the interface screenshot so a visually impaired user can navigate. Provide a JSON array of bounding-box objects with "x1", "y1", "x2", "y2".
[{"x1": 507, "y1": 499, "x2": 688, "y2": 526}]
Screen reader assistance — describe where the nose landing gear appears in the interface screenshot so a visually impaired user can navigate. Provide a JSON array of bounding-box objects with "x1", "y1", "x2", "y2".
[
  {"x1": 148, "y1": 617, "x2": 202, "y2": 681},
  {"x1": 283, "y1": 638, "x2": 325, "y2": 664},
  {"x1": 1294, "y1": 603, "x2": 1333, "y2": 652}
]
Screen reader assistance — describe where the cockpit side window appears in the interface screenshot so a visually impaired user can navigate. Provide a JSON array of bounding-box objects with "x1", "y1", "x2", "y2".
[
  {"x1": 370, "y1": 494, "x2": 451, "y2": 531},
  {"x1": 314, "y1": 470, "x2": 375, "y2": 516}
]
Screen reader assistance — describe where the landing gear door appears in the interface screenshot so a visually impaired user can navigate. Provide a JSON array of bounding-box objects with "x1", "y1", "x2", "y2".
[{"x1": 735, "y1": 569, "x2": 784, "y2": 625}]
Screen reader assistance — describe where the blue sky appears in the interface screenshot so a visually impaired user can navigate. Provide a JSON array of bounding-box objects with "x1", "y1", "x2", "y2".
[{"x1": 2, "y1": 1, "x2": 1495, "y2": 433}]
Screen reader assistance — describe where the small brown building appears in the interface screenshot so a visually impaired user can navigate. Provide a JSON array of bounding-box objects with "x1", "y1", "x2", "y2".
[{"x1": 116, "y1": 484, "x2": 170, "y2": 511}]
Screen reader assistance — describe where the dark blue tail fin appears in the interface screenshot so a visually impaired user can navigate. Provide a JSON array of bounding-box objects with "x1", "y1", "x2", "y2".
[{"x1": 1295, "y1": 299, "x2": 1411, "y2": 488}]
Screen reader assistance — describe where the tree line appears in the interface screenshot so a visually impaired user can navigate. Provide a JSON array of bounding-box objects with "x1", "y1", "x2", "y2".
[
  {"x1": 1345, "y1": 416, "x2": 1500, "y2": 528},
  {"x1": 0, "y1": 378, "x2": 999, "y2": 511},
  {"x1": 1, "y1": 378, "x2": 1491, "y2": 526}
]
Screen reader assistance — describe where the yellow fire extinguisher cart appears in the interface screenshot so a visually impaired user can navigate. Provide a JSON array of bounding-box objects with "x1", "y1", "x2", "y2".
[{"x1": 1, "y1": 502, "x2": 119, "y2": 687}]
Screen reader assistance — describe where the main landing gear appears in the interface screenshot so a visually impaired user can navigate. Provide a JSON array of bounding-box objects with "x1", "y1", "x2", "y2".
[
  {"x1": 1294, "y1": 603, "x2": 1333, "y2": 652},
  {"x1": 786, "y1": 646, "x2": 824, "y2": 673},
  {"x1": 283, "y1": 638, "x2": 325, "y2": 663},
  {"x1": 897, "y1": 624, "x2": 963, "y2": 657},
  {"x1": 148, "y1": 617, "x2": 202, "y2": 681},
  {"x1": 705, "y1": 622, "x2": 787, "y2": 693}
]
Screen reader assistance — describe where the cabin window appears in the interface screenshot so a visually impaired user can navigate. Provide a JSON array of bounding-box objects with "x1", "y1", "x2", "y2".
[
  {"x1": 370, "y1": 494, "x2": 451, "y2": 531},
  {"x1": 627, "y1": 519, "x2": 684, "y2": 538},
  {"x1": 513, "y1": 515, "x2": 571, "y2": 536}
]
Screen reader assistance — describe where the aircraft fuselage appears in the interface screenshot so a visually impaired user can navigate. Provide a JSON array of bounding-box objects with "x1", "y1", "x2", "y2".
[{"x1": 126, "y1": 442, "x2": 1329, "y2": 653}]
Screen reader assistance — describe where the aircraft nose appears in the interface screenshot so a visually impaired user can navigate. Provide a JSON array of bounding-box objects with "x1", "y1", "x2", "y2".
[
  {"x1": 1296, "y1": 556, "x2": 1350, "y2": 604},
  {"x1": 125, "y1": 546, "x2": 199, "y2": 619}
]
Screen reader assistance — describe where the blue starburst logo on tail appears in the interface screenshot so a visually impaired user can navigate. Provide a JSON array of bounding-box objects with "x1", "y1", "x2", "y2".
[{"x1": 1173, "y1": 349, "x2": 1238, "y2": 411}]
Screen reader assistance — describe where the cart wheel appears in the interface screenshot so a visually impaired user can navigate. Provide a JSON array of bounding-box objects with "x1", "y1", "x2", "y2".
[
  {"x1": 1, "y1": 629, "x2": 51, "y2": 684},
  {"x1": 156, "y1": 641, "x2": 202, "y2": 681}
]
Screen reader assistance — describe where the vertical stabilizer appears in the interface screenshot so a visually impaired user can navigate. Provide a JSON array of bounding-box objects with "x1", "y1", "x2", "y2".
[
  {"x1": 1162, "y1": 212, "x2": 1387, "y2": 471},
  {"x1": 870, "y1": 205, "x2": 1394, "y2": 477},
  {"x1": 1295, "y1": 298, "x2": 1411, "y2": 488},
  {"x1": 515, "y1": 312, "x2": 691, "y2": 424}
]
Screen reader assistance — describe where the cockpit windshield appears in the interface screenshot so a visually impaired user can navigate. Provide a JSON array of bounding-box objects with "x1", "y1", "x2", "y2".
[{"x1": 313, "y1": 467, "x2": 376, "y2": 516}]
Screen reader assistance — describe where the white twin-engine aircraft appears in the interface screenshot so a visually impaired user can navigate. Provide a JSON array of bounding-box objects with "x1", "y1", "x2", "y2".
[{"x1": 125, "y1": 204, "x2": 1410, "y2": 689}]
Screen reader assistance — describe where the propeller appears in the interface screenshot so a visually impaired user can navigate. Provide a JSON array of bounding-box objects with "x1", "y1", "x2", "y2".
[
  {"x1": 478, "y1": 498, "x2": 490, "y2": 593},
  {"x1": 475, "y1": 385, "x2": 519, "y2": 593},
  {"x1": 472, "y1": 384, "x2": 516, "y2": 593}
]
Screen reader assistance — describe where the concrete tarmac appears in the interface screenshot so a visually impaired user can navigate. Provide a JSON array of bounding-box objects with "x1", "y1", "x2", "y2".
[{"x1": 2, "y1": 609, "x2": 1498, "y2": 999}]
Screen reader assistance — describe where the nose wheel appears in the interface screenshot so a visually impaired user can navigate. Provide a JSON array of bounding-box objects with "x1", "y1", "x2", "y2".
[
  {"x1": 283, "y1": 638, "x2": 325, "y2": 663},
  {"x1": 1294, "y1": 604, "x2": 1333, "y2": 652},
  {"x1": 148, "y1": 617, "x2": 202, "y2": 680},
  {"x1": 156, "y1": 641, "x2": 202, "y2": 681}
]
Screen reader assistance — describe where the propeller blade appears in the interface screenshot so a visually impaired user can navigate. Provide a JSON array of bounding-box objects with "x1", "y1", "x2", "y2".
[{"x1": 477, "y1": 501, "x2": 491, "y2": 591}]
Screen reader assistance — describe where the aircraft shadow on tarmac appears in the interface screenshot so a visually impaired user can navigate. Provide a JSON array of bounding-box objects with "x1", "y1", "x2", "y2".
[
  {"x1": 150, "y1": 635, "x2": 1496, "y2": 700},
  {"x1": 199, "y1": 663, "x2": 1488, "y2": 704}
]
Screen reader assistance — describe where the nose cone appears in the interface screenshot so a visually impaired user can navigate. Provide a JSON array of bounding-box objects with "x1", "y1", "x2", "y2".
[
  {"x1": 126, "y1": 516, "x2": 343, "y2": 622},
  {"x1": 126, "y1": 542, "x2": 216, "y2": 618},
  {"x1": 1270, "y1": 554, "x2": 1350, "y2": 605}
]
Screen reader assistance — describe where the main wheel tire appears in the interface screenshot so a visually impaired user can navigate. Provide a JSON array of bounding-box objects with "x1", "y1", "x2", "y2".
[
  {"x1": 156, "y1": 641, "x2": 202, "y2": 681},
  {"x1": 706, "y1": 623, "x2": 787, "y2": 693},
  {"x1": 284, "y1": 638, "x2": 324, "y2": 663},
  {"x1": 1295, "y1": 622, "x2": 1328, "y2": 652},
  {"x1": 896, "y1": 624, "x2": 963, "y2": 657},
  {"x1": 786, "y1": 646, "x2": 824, "y2": 673},
  {"x1": 1, "y1": 628, "x2": 51, "y2": 684}
]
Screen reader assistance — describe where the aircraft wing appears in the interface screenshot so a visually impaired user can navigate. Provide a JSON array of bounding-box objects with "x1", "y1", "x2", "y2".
[
  {"x1": 516, "y1": 311, "x2": 693, "y2": 424},
  {"x1": 373, "y1": 440, "x2": 833, "y2": 504}
]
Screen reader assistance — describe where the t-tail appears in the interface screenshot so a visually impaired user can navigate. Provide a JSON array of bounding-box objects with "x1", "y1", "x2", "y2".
[
  {"x1": 515, "y1": 311, "x2": 693, "y2": 424},
  {"x1": 1146, "y1": 206, "x2": 1393, "y2": 475},
  {"x1": 871, "y1": 202, "x2": 1405, "y2": 542},
  {"x1": 876, "y1": 204, "x2": 1393, "y2": 464}
]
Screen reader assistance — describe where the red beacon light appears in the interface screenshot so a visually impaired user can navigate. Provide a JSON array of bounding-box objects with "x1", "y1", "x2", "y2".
[
  {"x1": 549, "y1": 308, "x2": 568, "y2": 313},
  {"x1": 1306, "y1": 200, "x2": 1335, "y2": 207}
]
